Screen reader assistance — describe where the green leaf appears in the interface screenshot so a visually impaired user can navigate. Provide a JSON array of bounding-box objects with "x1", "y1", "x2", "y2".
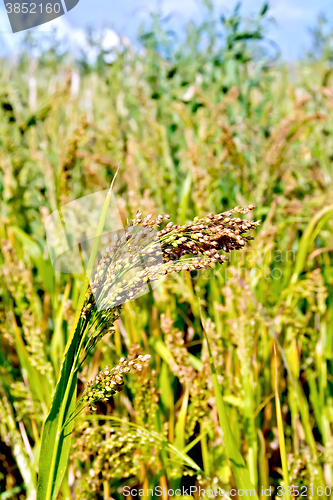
[
  {"x1": 10, "y1": 226, "x2": 42, "y2": 259},
  {"x1": 188, "y1": 352, "x2": 203, "y2": 371},
  {"x1": 37, "y1": 340, "x2": 78, "y2": 500},
  {"x1": 0, "y1": 487, "x2": 22, "y2": 499},
  {"x1": 11, "y1": 315, "x2": 51, "y2": 409},
  {"x1": 202, "y1": 317, "x2": 259, "y2": 499},
  {"x1": 150, "y1": 337, "x2": 177, "y2": 368},
  {"x1": 178, "y1": 170, "x2": 192, "y2": 224},
  {"x1": 10, "y1": 226, "x2": 55, "y2": 295},
  {"x1": 37, "y1": 173, "x2": 119, "y2": 500},
  {"x1": 273, "y1": 347, "x2": 289, "y2": 489},
  {"x1": 223, "y1": 395, "x2": 245, "y2": 408},
  {"x1": 159, "y1": 362, "x2": 172, "y2": 409},
  {"x1": 174, "y1": 387, "x2": 189, "y2": 451},
  {"x1": 290, "y1": 204, "x2": 333, "y2": 285}
]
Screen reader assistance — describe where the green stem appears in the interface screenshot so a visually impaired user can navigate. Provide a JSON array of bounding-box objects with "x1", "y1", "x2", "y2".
[
  {"x1": 44, "y1": 317, "x2": 85, "y2": 500},
  {"x1": 62, "y1": 402, "x2": 89, "y2": 431},
  {"x1": 43, "y1": 170, "x2": 119, "y2": 500}
]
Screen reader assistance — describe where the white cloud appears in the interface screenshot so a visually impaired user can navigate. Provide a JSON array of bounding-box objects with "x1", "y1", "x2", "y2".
[{"x1": 0, "y1": 12, "x2": 120, "y2": 60}]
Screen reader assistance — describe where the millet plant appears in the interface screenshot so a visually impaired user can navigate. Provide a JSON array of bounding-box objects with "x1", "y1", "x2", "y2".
[{"x1": 37, "y1": 199, "x2": 260, "y2": 499}]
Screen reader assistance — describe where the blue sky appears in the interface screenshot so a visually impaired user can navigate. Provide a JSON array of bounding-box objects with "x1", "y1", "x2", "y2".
[
  {"x1": 1, "y1": 0, "x2": 333, "y2": 59},
  {"x1": 66, "y1": 0, "x2": 333, "y2": 59}
]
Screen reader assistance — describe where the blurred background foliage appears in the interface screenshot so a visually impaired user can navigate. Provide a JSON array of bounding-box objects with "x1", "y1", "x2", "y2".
[{"x1": 1, "y1": 2, "x2": 333, "y2": 498}]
